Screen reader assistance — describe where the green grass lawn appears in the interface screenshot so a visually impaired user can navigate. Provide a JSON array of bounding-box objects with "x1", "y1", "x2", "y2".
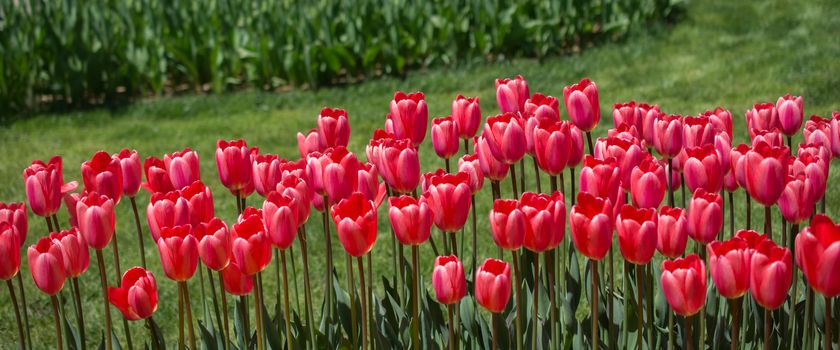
[{"x1": 1, "y1": 0, "x2": 839, "y2": 347}]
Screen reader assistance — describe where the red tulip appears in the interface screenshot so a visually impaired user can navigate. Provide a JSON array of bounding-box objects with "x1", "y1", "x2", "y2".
[
  {"x1": 322, "y1": 147, "x2": 361, "y2": 203},
  {"x1": 713, "y1": 132, "x2": 732, "y2": 174},
  {"x1": 231, "y1": 207, "x2": 272, "y2": 276},
  {"x1": 606, "y1": 124, "x2": 640, "y2": 142},
  {"x1": 317, "y1": 107, "x2": 350, "y2": 149},
  {"x1": 164, "y1": 148, "x2": 201, "y2": 190},
  {"x1": 640, "y1": 104, "x2": 663, "y2": 146},
  {"x1": 746, "y1": 103, "x2": 779, "y2": 137},
  {"x1": 482, "y1": 112, "x2": 526, "y2": 164},
  {"x1": 723, "y1": 170, "x2": 738, "y2": 193},
  {"x1": 452, "y1": 95, "x2": 481, "y2": 139},
  {"x1": 180, "y1": 180, "x2": 214, "y2": 226},
  {"x1": 657, "y1": 206, "x2": 688, "y2": 259},
  {"x1": 750, "y1": 128, "x2": 784, "y2": 148},
  {"x1": 683, "y1": 145, "x2": 723, "y2": 193},
  {"x1": 275, "y1": 174, "x2": 311, "y2": 225},
  {"x1": 146, "y1": 190, "x2": 190, "y2": 242},
  {"x1": 533, "y1": 120, "x2": 571, "y2": 176},
  {"x1": 263, "y1": 192, "x2": 298, "y2": 250},
  {"x1": 795, "y1": 215, "x2": 840, "y2": 297},
  {"x1": 81, "y1": 151, "x2": 124, "y2": 203},
  {"x1": 356, "y1": 162, "x2": 380, "y2": 203},
  {"x1": 193, "y1": 218, "x2": 232, "y2": 271},
  {"x1": 683, "y1": 116, "x2": 714, "y2": 149},
  {"x1": 830, "y1": 112, "x2": 840, "y2": 158},
  {"x1": 660, "y1": 254, "x2": 706, "y2": 316},
  {"x1": 524, "y1": 93, "x2": 561, "y2": 155},
  {"x1": 735, "y1": 229, "x2": 768, "y2": 250},
  {"x1": 76, "y1": 192, "x2": 116, "y2": 250},
  {"x1": 616, "y1": 205, "x2": 657, "y2": 265},
  {"x1": 687, "y1": 189, "x2": 723, "y2": 244},
  {"x1": 563, "y1": 78, "x2": 600, "y2": 132},
  {"x1": 750, "y1": 240, "x2": 792, "y2": 309},
  {"x1": 50, "y1": 227, "x2": 89, "y2": 278},
  {"x1": 432, "y1": 116, "x2": 460, "y2": 159},
  {"x1": 579, "y1": 156, "x2": 621, "y2": 209},
  {"x1": 474, "y1": 258, "x2": 512, "y2": 313},
  {"x1": 108, "y1": 267, "x2": 158, "y2": 320},
  {"x1": 215, "y1": 139, "x2": 255, "y2": 196},
  {"x1": 475, "y1": 136, "x2": 510, "y2": 182},
  {"x1": 630, "y1": 156, "x2": 666, "y2": 209},
  {"x1": 570, "y1": 192, "x2": 613, "y2": 261},
  {"x1": 791, "y1": 153, "x2": 827, "y2": 202},
  {"x1": 388, "y1": 195, "x2": 432, "y2": 246},
  {"x1": 495, "y1": 75, "x2": 529, "y2": 114},
  {"x1": 297, "y1": 129, "x2": 324, "y2": 159},
  {"x1": 707, "y1": 238, "x2": 751, "y2": 299},
  {"x1": 567, "y1": 125, "x2": 586, "y2": 168},
  {"x1": 432, "y1": 255, "x2": 466, "y2": 305},
  {"x1": 377, "y1": 139, "x2": 420, "y2": 194},
  {"x1": 332, "y1": 192, "x2": 378, "y2": 257},
  {"x1": 457, "y1": 153, "x2": 485, "y2": 194},
  {"x1": 221, "y1": 261, "x2": 253, "y2": 296},
  {"x1": 115, "y1": 149, "x2": 142, "y2": 197},
  {"x1": 653, "y1": 114, "x2": 684, "y2": 159},
  {"x1": 520, "y1": 191, "x2": 565, "y2": 253},
  {"x1": 744, "y1": 141, "x2": 789, "y2": 206},
  {"x1": 388, "y1": 91, "x2": 428, "y2": 147},
  {"x1": 613, "y1": 101, "x2": 642, "y2": 131},
  {"x1": 0, "y1": 202, "x2": 27, "y2": 245},
  {"x1": 0, "y1": 223, "x2": 21, "y2": 280},
  {"x1": 489, "y1": 199, "x2": 527, "y2": 251},
  {"x1": 423, "y1": 172, "x2": 471, "y2": 233},
  {"x1": 23, "y1": 156, "x2": 78, "y2": 217},
  {"x1": 729, "y1": 144, "x2": 750, "y2": 188},
  {"x1": 778, "y1": 174, "x2": 815, "y2": 224},
  {"x1": 156, "y1": 225, "x2": 198, "y2": 281},
  {"x1": 141, "y1": 157, "x2": 175, "y2": 194},
  {"x1": 703, "y1": 107, "x2": 733, "y2": 138},
  {"x1": 776, "y1": 94, "x2": 804, "y2": 136},
  {"x1": 252, "y1": 153, "x2": 283, "y2": 198},
  {"x1": 804, "y1": 116, "x2": 832, "y2": 152},
  {"x1": 594, "y1": 136, "x2": 646, "y2": 190},
  {"x1": 28, "y1": 236, "x2": 67, "y2": 295}
]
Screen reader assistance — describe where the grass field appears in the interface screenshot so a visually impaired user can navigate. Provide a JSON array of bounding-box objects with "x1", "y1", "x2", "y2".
[{"x1": 1, "y1": 0, "x2": 839, "y2": 347}]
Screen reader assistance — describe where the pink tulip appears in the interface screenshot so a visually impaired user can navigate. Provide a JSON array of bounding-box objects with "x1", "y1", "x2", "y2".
[
  {"x1": 791, "y1": 153, "x2": 827, "y2": 202},
  {"x1": 50, "y1": 227, "x2": 89, "y2": 278},
  {"x1": 687, "y1": 189, "x2": 723, "y2": 244},
  {"x1": 322, "y1": 146, "x2": 361, "y2": 204},
  {"x1": 164, "y1": 148, "x2": 201, "y2": 190},
  {"x1": 563, "y1": 78, "x2": 600, "y2": 132},
  {"x1": 616, "y1": 205, "x2": 657, "y2": 265},
  {"x1": 142, "y1": 157, "x2": 175, "y2": 194},
  {"x1": 297, "y1": 129, "x2": 324, "y2": 159},
  {"x1": 524, "y1": 93, "x2": 561, "y2": 155},
  {"x1": 657, "y1": 206, "x2": 688, "y2": 259},
  {"x1": 108, "y1": 267, "x2": 158, "y2": 320},
  {"x1": 157, "y1": 225, "x2": 198, "y2": 281},
  {"x1": 180, "y1": 180, "x2": 214, "y2": 227},
  {"x1": 570, "y1": 192, "x2": 613, "y2": 261},
  {"x1": 744, "y1": 141, "x2": 789, "y2": 206},
  {"x1": 804, "y1": 115, "x2": 832, "y2": 152},
  {"x1": 28, "y1": 236, "x2": 66, "y2": 295},
  {"x1": 797, "y1": 143, "x2": 831, "y2": 177},
  {"x1": 317, "y1": 107, "x2": 350, "y2": 149},
  {"x1": 683, "y1": 145, "x2": 723, "y2": 193},
  {"x1": 613, "y1": 101, "x2": 642, "y2": 131},
  {"x1": 76, "y1": 192, "x2": 116, "y2": 250},
  {"x1": 378, "y1": 139, "x2": 420, "y2": 194},
  {"x1": 482, "y1": 112, "x2": 526, "y2": 164},
  {"x1": 231, "y1": 207, "x2": 272, "y2": 275},
  {"x1": 275, "y1": 174, "x2": 311, "y2": 225},
  {"x1": 23, "y1": 156, "x2": 77, "y2": 217},
  {"x1": 82, "y1": 151, "x2": 124, "y2": 203},
  {"x1": 776, "y1": 94, "x2": 804, "y2": 136},
  {"x1": 520, "y1": 191, "x2": 565, "y2": 253},
  {"x1": 640, "y1": 104, "x2": 663, "y2": 146},
  {"x1": 221, "y1": 261, "x2": 253, "y2": 295},
  {"x1": 452, "y1": 95, "x2": 481, "y2": 139},
  {"x1": 778, "y1": 174, "x2": 814, "y2": 225},
  {"x1": 653, "y1": 114, "x2": 684, "y2": 159},
  {"x1": 495, "y1": 75, "x2": 529, "y2": 114},
  {"x1": 594, "y1": 136, "x2": 646, "y2": 190},
  {"x1": 216, "y1": 140, "x2": 255, "y2": 197},
  {"x1": 750, "y1": 128, "x2": 784, "y2": 148},
  {"x1": 262, "y1": 192, "x2": 298, "y2": 250},
  {"x1": 746, "y1": 103, "x2": 779, "y2": 137},
  {"x1": 389, "y1": 195, "x2": 432, "y2": 246},
  {"x1": 630, "y1": 156, "x2": 666, "y2": 209},
  {"x1": 432, "y1": 116, "x2": 460, "y2": 159},
  {"x1": 193, "y1": 218, "x2": 232, "y2": 271},
  {"x1": 332, "y1": 192, "x2": 378, "y2": 257},
  {"x1": 356, "y1": 162, "x2": 380, "y2": 203},
  {"x1": 252, "y1": 153, "x2": 283, "y2": 198},
  {"x1": 683, "y1": 116, "x2": 714, "y2": 149},
  {"x1": 388, "y1": 91, "x2": 428, "y2": 147},
  {"x1": 607, "y1": 124, "x2": 640, "y2": 141},
  {"x1": 750, "y1": 240, "x2": 792, "y2": 309},
  {"x1": 829, "y1": 112, "x2": 840, "y2": 158},
  {"x1": 713, "y1": 132, "x2": 732, "y2": 174},
  {"x1": 0, "y1": 202, "x2": 27, "y2": 245},
  {"x1": 475, "y1": 136, "x2": 510, "y2": 182},
  {"x1": 474, "y1": 258, "x2": 512, "y2": 313},
  {"x1": 578, "y1": 156, "x2": 621, "y2": 210},
  {"x1": 660, "y1": 254, "x2": 706, "y2": 316},
  {"x1": 489, "y1": 199, "x2": 526, "y2": 251},
  {"x1": 432, "y1": 255, "x2": 466, "y2": 305},
  {"x1": 533, "y1": 120, "x2": 571, "y2": 176},
  {"x1": 567, "y1": 125, "x2": 586, "y2": 168},
  {"x1": 730, "y1": 144, "x2": 750, "y2": 188},
  {"x1": 115, "y1": 149, "x2": 142, "y2": 197},
  {"x1": 0, "y1": 223, "x2": 21, "y2": 280},
  {"x1": 703, "y1": 107, "x2": 733, "y2": 138},
  {"x1": 707, "y1": 237, "x2": 751, "y2": 299},
  {"x1": 795, "y1": 215, "x2": 840, "y2": 297},
  {"x1": 423, "y1": 172, "x2": 472, "y2": 233},
  {"x1": 146, "y1": 190, "x2": 190, "y2": 242},
  {"x1": 457, "y1": 153, "x2": 485, "y2": 194}
]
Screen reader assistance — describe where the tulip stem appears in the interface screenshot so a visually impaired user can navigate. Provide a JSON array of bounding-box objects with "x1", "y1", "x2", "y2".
[
  {"x1": 532, "y1": 157, "x2": 542, "y2": 193},
  {"x1": 277, "y1": 250, "x2": 294, "y2": 350},
  {"x1": 471, "y1": 194, "x2": 477, "y2": 272},
  {"x1": 367, "y1": 253, "x2": 376, "y2": 350},
  {"x1": 519, "y1": 160, "x2": 526, "y2": 194},
  {"x1": 411, "y1": 245, "x2": 420, "y2": 350},
  {"x1": 745, "y1": 192, "x2": 752, "y2": 230},
  {"x1": 764, "y1": 205, "x2": 772, "y2": 241},
  {"x1": 218, "y1": 271, "x2": 231, "y2": 350},
  {"x1": 6, "y1": 279, "x2": 25, "y2": 350},
  {"x1": 608, "y1": 248, "x2": 615, "y2": 350},
  {"x1": 110, "y1": 230, "x2": 134, "y2": 350},
  {"x1": 826, "y1": 296, "x2": 832, "y2": 350},
  {"x1": 50, "y1": 295, "x2": 63, "y2": 350},
  {"x1": 546, "y1": 250, "x2": 558, "y2": 348},
  {"x1": 449, "y1": 232, "x2": 458, "y2": 258},
  {"x1": 347, "y1": 254, "x2": 358, "y2": 349},
  {"x1": 685, "y1": 315, "x2": 693, "y2": 350},
  {"x1": 45, "y1": 215, "x2": 54, "y2": 232},
  {"x1": 145, "y1": 317, "x2": 163, "y2": 350},
  {"x1": 730, "y1": 297, "x2": 741, "y2": 350},
  {"x1": 511, "y1": 161, "x2": 520, "y2": 199},
  {"x1": 680, "y1": 175, "x2": 686, "y2": 208},
  {"x1": 764, "y1": 307, "x2": 772, "y2": 350},
  {"x1": 667, "y1": 311, "x2": 673, "y2": 350},
  {"x1": 322, "y1": 195, "x2": 335, "y2": 322},
  {"x1": 129, "y1": 197, "x2": 147, "y2": 269},
  {"x1": 96, "y1": 250, "x2": 114, "y2": 350},
  {"x1": 207, "y1": 266, "x2": 223, "y2": 340},
  {"x1": 253, "y1": 272, "x2": 264, "y2": 350},
  {"x1": 646, "y1": 265, "x2": 655, "y2": 349},
  {"x1": 591, "y1": 259, "x2": 599, "y2": 350},
  {"x1": 532, "y1": 255, "x2": 540, "y2": 350},
  {"x1": 636, "y1": 265, "x2": 644, "y2": 350},
  {"x1": 447, "y1": 304, "x2": 456, "y2": 350},
  {"x1": 491, "y1": 314, "x2": 498, "y2": 350},
  {"x1": 445, "y1": 157, "x2": 451, "y2": 173},
  {"x1": 512, "y1": 250, "x2": 523, "y2": 350},
  {"x1": 570, "y1": 167, "x2": 577, "y2": 205},
  {"x1": 180, "y1": 282, "x2": 197, "y2": 350},
  {"x1": 235, "y1": 190, "x2": 242, "y2": 215},
  {"x1": 586, "y1": 131, "x2": 594, "y2": 155},
  {"x1": 72, "y1": 277, "x2": 87, "y2": 350},
  {"x1": 298, "y1": 227, "x2": 316, "y2": 347},
  {"x1": 464, "y1": 139, "x2": 470, "y2": 155},
  {"x1": 789, "y1": 224, "x2": 800, "y2": 350},
  {"x1": 667, "y1": 158, "x2": 675, "y2": 207},
  {"x1": 52, "y1": 213, "x2": 61, "y2": 231},
  {"x1": 238, "y1": 295, "x2": 250, "y2": 349},
  {"x1": 357, "y1": 256, "x2": 368, "y2": 350}
]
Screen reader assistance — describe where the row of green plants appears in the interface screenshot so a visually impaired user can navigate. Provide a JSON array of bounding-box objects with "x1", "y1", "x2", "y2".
[{"x1": 0, "y1": 0, "x2": 680, "y2": 112}]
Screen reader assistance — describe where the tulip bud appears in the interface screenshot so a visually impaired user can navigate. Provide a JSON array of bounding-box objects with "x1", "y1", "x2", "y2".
[
  {"x1": 142, "y1": 157, "x2": 175, "y2": 194},
  {"x1": 452, "y1": 95, "x2": 481, "y2": 139},
  {"x1": 317, "y1": 107, "x2": 350, "y2": 149},
  {"x1": 82, "y1": 151, "x2": 124, "y2": 203},
  {"x1": 432, "y1": 255, "x2": 466, "y2": 305},
  {"x1": 795, "y1": 215, "x2": 840, "y2": 297},
  {"x1": 653, "y1": 114, "x2": 684, "y2": 159},
  {"x1": 252, "y1": 153, "x2": 283, "y2": 198},
  {"x1": 563, "y1": 78, "x2": 600, "y2": 132},
  {"x1": 778, "y1": 174, "x2": 815, "y2": 224},
  {"x1": 776, "y1": 94, "x2": 804, "y2": 136},
  {"x1": 687, "y1": 189, "x2": 723, "y2": 244},
  {"x1": 579, "y1": 156, "x2": 621, "y2": 209},
  {"x1": 829, "y1": 112, "x2": 840, "y2": 158},
  {"x1": 332, "y1": 192, "x2": 378, "y2": 257},
  {"x1": 640, "y1": 105, "x2": 663, "y2": 146},
  {"x1": 630, "y1": 156, "x2": 666, "y2": 209},
  {"x1": 76, "y1": 192, "x2": 116, "y2": 250},
  {"x1": 164, "y1": 148, "x2": 201, "y2": 191},
  {"x1": 683, "y1": 145, "x2": 723, "y2": 193},
  {"x1": 594, "y1": 136, "x2": 646, "y2": 191},
  {"x1": 613, "y1": 101, "x2": 641, "y2": 131},
  {"x1": 389, "y1": 91, "x2": 428, "y2": 147},
  {"x1": 423, "y1": 172, "x2": 472, "y2": 233},
  {"x1": 23, "y1": 156, "x2": 78, "y2": 217},
  {"x1": 660, "y1": 254, "x2": 706, "y2": 316},
  {"x1": 297, "y1": 129, "x2": 323, "y2": 159},
  {"x1": 520, "y1": 191, "x2": 566, "y2": 253},
  {"x1": 221, "y1": 261, "x2": 254, "y2": 296},
  {"x1": 744, "y1": 141, "x2": 789, "y2": 206},
  {"x1": 482, "y1": 112, "x2": 526, "y2": 165},
  {"x1": 263, "y1": 192, "x2": 298, "y2": 250},
  {"x1": 682, "y1": 116, "x2": 714, "y2": 149},
  {"x1": 180, "y1": 180, "x2": 215, "y2": 227},
  {"x1": 475, "y1": 136, "x2": 510, "y2": 182},
  {"x1": 50, "y1": 227, "x2": 89, "y2": 278},
  {"x1": 193, "y1": 218, "x2": 232, "y2": 271},
  {"x1": 28, "y1": 236, "x2": 67, "y2": 295},
  {"x1": 524, "y1": 93, "x2": 560, "y2": 155},
  {"x1": 389, "y1": 196, "x2": 432, "y2": 246},
  {"x1": 704, "y1": 107, "x2": 733, "y2": 138},
  {"x1": 115, "y1": 149, "x2": 142, "y2": 197},
  {"x1": 489, "y1": 199, "x2": 527, "y2": 251},
  {"x1": 378, "y1": 139, "x2": 420, "y2": 195},
  {"x1": 746, "y1": 103, "x2": 779, "y2": 136},
  {"x1": 570, "y1": 192, "x2": 613, "y2": 261},
  {"x1": 750, "y1": 240, "x2": 792, "y2": 309},
  {"x1": 533, "y1": 120, "x2": 571, "y2": 176},
  {"x1": 791, "y1": 153, "x2": 827, "y2": 202},
  {"x1": 657, "y1": 206, "x2": 688, "y2": 259},
  {"x1": 616, "y1": 205, "x2": 657, "y2": 265},
  {"x1": 231, "y1": 207, "x2": 272, "y2": 276},
  {"x1": 495, "y1": 75, "x2": 529, "y2": 114},
  {"x1": 215, "y1": 140, "x2": 255, "y2": 196},
  {"x1": 457, "y1": 153, "x2": 485, "y2": 194},
  {"x1": 0, "y1": 223, "x2": 21, "y2": 280},
  {"x1": 276, "y1": 174, "x2": 311, "y2": 225},
  {"x1": 432, "y1": 116, "x2": 460, "y2": 159},
  {"x1": 567, "y1": 125, "x2": 586, "y2": 168},
  {"x1": 474, "y1": 258, "x2": 512, "y2": 313},
  {"x1": 750, "y1": 128, "x2": 784, "y2": 148},
  {"x1": 707, "y1": 238, "x2": 751, "y2": 299},
  {"x1": 157, "y1": 225, "x2": 198, "y2": 282},
  {"x1": 146, "y1": 190, "x2": 190, "y2": 242},
  {"x1": 108, "y1": 267, "x2": 158, "y2": 320},
  {"x1": 0, "y1": 202, "x2": 27, "y2": 246},
  {"x1": 803, "y1": 115, "x2": 832, "y2": 151}
]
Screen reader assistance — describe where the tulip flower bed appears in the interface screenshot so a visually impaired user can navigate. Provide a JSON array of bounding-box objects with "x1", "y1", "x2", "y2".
[{"x1": 2, "y1": 70, "x2": 840, "y2": 350}]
